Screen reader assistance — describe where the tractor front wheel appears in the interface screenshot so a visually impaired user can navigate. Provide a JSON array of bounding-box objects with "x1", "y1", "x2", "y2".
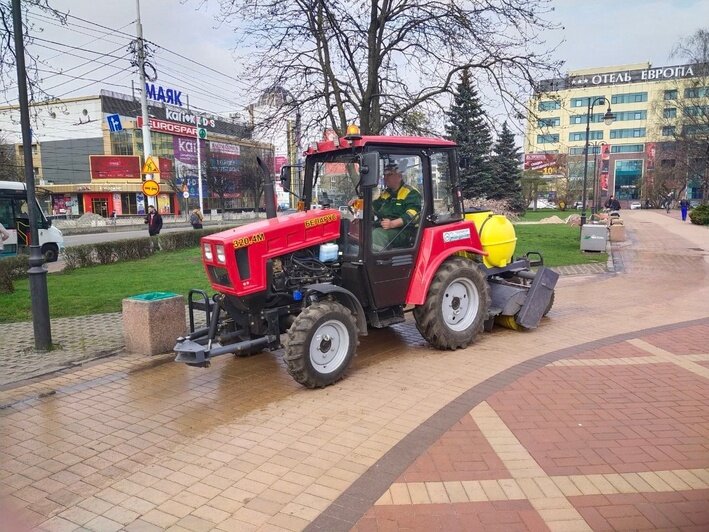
[
  {"x1": 414, "y1": 257, "x2": 490, "y2": 350},
  {"x1": 284, "y1": 300, "x2": 357, "y2": 388}
]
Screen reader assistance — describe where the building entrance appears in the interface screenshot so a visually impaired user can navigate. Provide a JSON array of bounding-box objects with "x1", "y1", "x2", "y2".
[{"x1": 91, "y1": 198, "x2": 108, "y2": 218}]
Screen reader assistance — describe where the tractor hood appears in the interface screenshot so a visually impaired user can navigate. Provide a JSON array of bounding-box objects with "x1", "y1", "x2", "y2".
[{"x1": 200, "y1": 209, "x2": 342, "y2": 297}]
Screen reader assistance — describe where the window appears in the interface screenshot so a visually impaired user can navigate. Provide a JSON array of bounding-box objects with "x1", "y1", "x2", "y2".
[
  {"x1": 570, "y1": 113, "x2": 604, "y2": 124},
  {"x1": 613, "y1": 110, "x2": 647, "y2": 121},
  {"x1": 614, "y1": 160, "x2": 642, "y2": 200},
  {"x1": 664, "y1": 89, "x2": 678, "y2": 100},
  {"x1": 569, "y1": 131, "x2": 603, "y2": 141},
  {"x1": 537, "y1": 134, "x2": 559, "y2": 143},
  {"x1": 569, "y1": 146, "x2": 601, "y2": 155},
  {"x1": 537, "y1": 117, "x2": 560, "y2": 127},
  {"x1": 683, "y1": 124, "x2": 709, "y2": 135},
  {"x1": 611, "y1": 144, "x2": 644, "y2": 153},
  {"x1": 537, "y1": 100, "x2": 560, "y2": 111},
  {"x1": 611, "y1": 92, "x2": 647, "y2": 104},
  {"x1": 110, "y1": 130, "x2": 134, "y2": 155},
  {"x1": 684, "y1": 105, "x2": 709, "y2": 117},
  {"x1": 684, "y1": 86, "x2": 709, "y2": 98},
  {"x1": 430, "y1": 151, "x2": 460, "y2": 224},
  {"x1": 660, "y1": 159, "x2": 676, "y2": 168},
  {"x1": 661, "y1": 126, "x2": 676, "y2": 137},
  {"x1": 570, "y1": 96, "x2": 604, "y2": 108},
  {"x1": 663, "y1": 108, "x2": 677, "y2": 119},
  {"x1": 610, "y1": 128, "x2": 646, "y2": 139}
]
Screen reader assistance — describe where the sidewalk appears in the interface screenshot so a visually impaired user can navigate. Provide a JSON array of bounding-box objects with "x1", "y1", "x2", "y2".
[{"x1": 0, "y1": 208, "x2": 707, "y2": 531}]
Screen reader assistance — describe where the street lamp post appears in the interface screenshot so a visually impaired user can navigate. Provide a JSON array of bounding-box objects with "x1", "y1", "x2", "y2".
[{"x1": 581, "y1": 97, "x2": 615, "y2": 226}]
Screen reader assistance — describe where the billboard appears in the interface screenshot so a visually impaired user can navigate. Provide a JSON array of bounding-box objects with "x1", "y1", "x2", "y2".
[
  {"x1": 208, "y1": 141, "x2": 241, "y2": 198},
  {"x1": 524, "y1": 153, "x2": 562, "y2": 175},
  {"x1": 173, "y1": 136, "x2": 208, "y2": 198},
  {"x1": 89, "y1": 155, "x2": 141, "y2": 179}
]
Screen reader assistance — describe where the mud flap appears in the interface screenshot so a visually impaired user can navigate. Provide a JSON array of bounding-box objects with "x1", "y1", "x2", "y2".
[{"x1": 515, "y1": 267, "x2": 558, "y2": 330}]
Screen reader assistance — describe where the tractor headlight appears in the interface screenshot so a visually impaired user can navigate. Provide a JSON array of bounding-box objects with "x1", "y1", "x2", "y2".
[
  {"x1": 203, "y1": 242, "x2": 213, "y2": 261},
  {"x1": 216, "y1": 244, "x2": 226, "y2": 264}
]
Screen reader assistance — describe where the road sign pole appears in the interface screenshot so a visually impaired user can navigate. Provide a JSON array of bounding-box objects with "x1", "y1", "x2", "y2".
[
  {"x1": 196, "y1": 127, "x2": 204, "y2": 214},
  {"x1": 135, "y1": 0, "x2": 154, "y2": 208}
]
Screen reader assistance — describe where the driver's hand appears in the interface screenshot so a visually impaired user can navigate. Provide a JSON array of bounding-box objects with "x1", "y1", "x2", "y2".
[{"x1": 380, "y1": 218, "x2": 402, "y2": 229}]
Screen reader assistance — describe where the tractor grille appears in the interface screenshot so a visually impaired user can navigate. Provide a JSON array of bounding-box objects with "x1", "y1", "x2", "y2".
[{"x1": 208, "y1": 265, "x2": 232, "y2": 287}]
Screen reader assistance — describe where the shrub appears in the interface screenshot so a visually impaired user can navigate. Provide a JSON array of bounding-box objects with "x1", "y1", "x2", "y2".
[
  {"x1": 94, "y1": 242, "x2": 117, "y2": 265},
  {"x1": 62, "y1": 244, "x2": 95, "y2": 270},
  {"x1": 0, "y1": 255, "x2": 29, "y2": 293},
  {"x1": 689, "y1": 204, "x2": 709, "y2": 225}
]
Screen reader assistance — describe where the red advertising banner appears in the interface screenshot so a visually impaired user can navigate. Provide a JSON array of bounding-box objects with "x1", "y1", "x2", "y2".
[
  {"x1": 524, "y1": 153, "x2": 557, "y2": 171},
  {"x1": 600, "y1": 143, "x2": 611, "y2": 191},
  {"x1": 274, "y1": 155, "x2": 288, "y2": 174},
  {"x1": 136, "y1": 116, "x2": 196, "y2": 137},
  {"x1": 89, "y1": 155, "x2": 141, "y2": 179},
  {"x1": 158, "y1": 157, "x2": 173, "y2": 178},
  {"x1": 645, "y1": 142, "x2": 656, "y2": 171}
]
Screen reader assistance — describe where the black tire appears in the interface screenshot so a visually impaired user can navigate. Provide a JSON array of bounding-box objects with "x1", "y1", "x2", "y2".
[
  {"x1": 284, "y1": 300, "x2": 357, "y2": 388},
  {"x1": 41, "y1": 243, "x2": 59, "y2": 262},
  {"x1": 414, "y1": 257, "x2": 490, "y2": 350}
]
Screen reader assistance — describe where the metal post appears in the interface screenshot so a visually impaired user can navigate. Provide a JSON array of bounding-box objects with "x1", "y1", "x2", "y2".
[
  {"x1": 12, "y1": 0, "x2": 52, "y2": 350},
  {"x1": 196, "y1": 127, "x2": 204, "y2": 213},
  {"x1": 135, "y1": 0, "x2": 154, "y2": 207},
  {"x1": 580, "y1": 101, "x2": 592, "y2": 227}
]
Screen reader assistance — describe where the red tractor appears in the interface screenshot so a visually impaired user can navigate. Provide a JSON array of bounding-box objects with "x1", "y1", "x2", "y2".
[{"x1": 174, "y1": 130, "x2": 557, "y2": 387}]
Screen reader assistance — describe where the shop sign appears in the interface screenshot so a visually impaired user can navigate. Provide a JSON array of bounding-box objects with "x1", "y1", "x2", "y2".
[
  {"x1": 145, "y1": 83, "x2": 183, "y2": 106},
  {"x1": 137, "y1": 116, "x2": 196, "y2": 137},
  {"x1": 165, "y1": 108, "x2": 215, "y2": 128},
  {"x1": 90, "y1": 155, "x2": 141, "y2": 179},
  {"x1": 568, "y1": 64, "x2": 696, "y2": 87}
]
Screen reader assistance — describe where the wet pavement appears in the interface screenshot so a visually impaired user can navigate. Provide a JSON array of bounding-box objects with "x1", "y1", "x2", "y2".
[{"x1": 0, "y1": 210, "x2": 708, "y2": 531}]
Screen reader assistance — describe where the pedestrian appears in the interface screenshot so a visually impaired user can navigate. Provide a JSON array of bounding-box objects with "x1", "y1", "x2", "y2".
[
  {"x1": 190, "y1": 208, "x2": 204, "y2": 230},
  {"x1": 0, "y1": 221, "x2": 10, "y2": 252},
  {"x1": 679, "y1": 198, "x2": 690, "y2": 222},
  {"x1": 604, "y1": 195, "x2": 620, "y2": 211},
  {"x1": 665, "y1": 193, "x2": 673, "y2": 214},
  {"x1": 144, "y1": 205, "x2": 163, "y2": 236}
]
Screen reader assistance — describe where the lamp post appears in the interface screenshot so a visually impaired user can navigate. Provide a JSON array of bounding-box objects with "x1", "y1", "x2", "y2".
[
  {"x1": 581, "y1": 97, "x2": 614, "y2": 226},
  {"x1": 590, "y1": 141, "x2": 607, "y2": 215}
]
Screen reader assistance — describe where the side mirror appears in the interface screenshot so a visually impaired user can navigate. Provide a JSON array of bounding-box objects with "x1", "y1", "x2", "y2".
[
  {"x1": 360, "y1": 152, "x2": 379, "y2": 187},
  {"x1": 279, "y1": 167, "x2": 291, "y2": 192}
]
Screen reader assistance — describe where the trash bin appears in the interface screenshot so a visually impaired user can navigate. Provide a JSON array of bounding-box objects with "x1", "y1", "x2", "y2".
[
  {"x1": 122, "y1": 291, "x2": 186, "y2": 355},
  {"x1": 580, "y1": 224, "x2": 608, "y2": 252},
  {"x1": 609, "y1": 218, "x2": 625, "y2": 242}
]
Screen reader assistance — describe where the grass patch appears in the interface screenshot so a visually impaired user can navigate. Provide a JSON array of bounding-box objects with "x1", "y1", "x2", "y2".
[
  {"x1": 0, "y1": 247, "x2": 212, "y2": 323},
  {"x1": 515, "y1": 223, "x2": 607, "y2": 267},
  {"x1": 1, "y1": 223, "x2": 606, "y2": 323},
  {"x1": 518, "y1": 209, "x2": 579, "y2": 222}
]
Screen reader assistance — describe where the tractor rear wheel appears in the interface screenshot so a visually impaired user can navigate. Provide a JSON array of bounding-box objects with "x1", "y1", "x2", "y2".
[
  {"x1": 414, "y1": 257, "x2": 490, "y2": 350},
  {"x1": 284, "y1": 300, "x2": 357, "y2": 388}
]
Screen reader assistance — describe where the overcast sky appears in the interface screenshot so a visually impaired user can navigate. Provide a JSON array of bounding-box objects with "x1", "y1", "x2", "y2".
[{"x1": 8, "y1": 0, "x2": 709, "y2": 131}]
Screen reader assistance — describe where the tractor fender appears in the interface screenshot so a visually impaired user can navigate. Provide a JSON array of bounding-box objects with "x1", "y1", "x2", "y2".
[
  {"x1": 304, "y1": 283, "x2": 368, "y2": 335},
  {"x1": 406, "y1": 222, "x2": 486, "y2": 306}
]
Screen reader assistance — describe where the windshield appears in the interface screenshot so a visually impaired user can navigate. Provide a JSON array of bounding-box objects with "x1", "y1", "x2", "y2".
[{"x1": 311, "y1": 155, "x2": 360, "y2": 209}]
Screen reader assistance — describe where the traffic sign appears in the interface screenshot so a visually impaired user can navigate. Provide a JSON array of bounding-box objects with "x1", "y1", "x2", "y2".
[
  {"x1": 142, "y1": 156, "x2": 160, "y2": 174},
  {"x1": 182, "y1": 191, "x2": 189, "y2": 199},
  {"x1": 106, "y1": 114, "x2": 123, "y2": 132},
  {"x1": 198, "y1": 128, "x2": 207, "y2": 140},
  {"x1": 142, "y1": 180, "x2": 160, "y2": 197}
]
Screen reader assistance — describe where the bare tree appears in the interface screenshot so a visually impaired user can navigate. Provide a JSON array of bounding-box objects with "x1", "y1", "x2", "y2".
[
  {"x1": 651, "y1": 29, "x2": 709, "y2": 204},
  {"x1": 0, "y1": 137, "x2": 23, "y2": 180},
  {"x1": 0, "y1": 1, "x2": 67, "y2": 101},
  {"x1": 219, "y1": 0, "x2": 561, "y2": 136},
  {"x1": 238, "y1": 145, "x2": 274, "y2": 211}
]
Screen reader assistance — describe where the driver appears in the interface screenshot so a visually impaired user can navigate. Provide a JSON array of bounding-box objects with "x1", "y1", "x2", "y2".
[{"x1": 372, "y1": 158, "x2": 421, "y2": 250}]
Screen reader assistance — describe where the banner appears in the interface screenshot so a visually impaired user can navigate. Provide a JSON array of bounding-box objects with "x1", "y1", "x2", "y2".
[
  {"x1": 645, "y1": 142, "x2": 656, "y2": 171},
  {"x1": 173, "y1": 137, "x2": 208, "y2": 198},
  {"x1": 600, "y1": 144, "x2": 611, "y2": 191},
  {"x1": 524, "y1": 153, "x2": 561, "y2": 175},
  {"x1": 208, "y1": 142, "x2": 241, "y2": 198},
  {"x1": 89, "y1": 155, "x2": 141, "y2": 179}
]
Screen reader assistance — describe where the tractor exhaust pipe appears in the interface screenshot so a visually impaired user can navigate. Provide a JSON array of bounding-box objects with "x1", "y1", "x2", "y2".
[{"x1": 257, "y1": 156, "x2": 278, "y2": 219}]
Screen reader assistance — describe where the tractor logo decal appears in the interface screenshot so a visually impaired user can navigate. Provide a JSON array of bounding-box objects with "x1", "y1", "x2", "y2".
[
  {"x1": 442, "y1": 228, "x2": 471, "y2": 243},
  {"x1": 233, "y1": 232, "x2": 266, "y2": 249},
  {"x1": 305, "y1": 213, "x2": 338, "y2": 228}
]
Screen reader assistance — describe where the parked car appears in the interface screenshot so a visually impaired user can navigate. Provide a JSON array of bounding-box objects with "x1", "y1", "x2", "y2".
[
  {"x1": 630, "y1": 201, "x2": 642, "y2": 210},
  {"x1": 573, "y1": 201, "x2": 583, "y2": 209}
]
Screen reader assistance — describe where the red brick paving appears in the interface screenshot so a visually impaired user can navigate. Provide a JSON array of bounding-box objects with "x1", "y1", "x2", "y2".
[
  {"x1": 488, "y1": 362, "x2": 709, "y2": 476},
  {"x1": 395, "y1": 413, "x2": 510, "y2": 483},
  {"x1": 571, "y1": 489, "x2": 709, "y2": 531},
  {"x1": 353, "y1": 501, "x2": 549, "y2": 532},
  {"x1": 640, "y1": 324, "x2": 709, "y2": 356}
]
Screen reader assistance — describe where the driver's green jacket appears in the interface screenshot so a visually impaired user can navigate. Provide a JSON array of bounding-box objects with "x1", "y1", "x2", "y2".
[{"x1": 373, "y1": 184, "x2": 421, "y2": 225}]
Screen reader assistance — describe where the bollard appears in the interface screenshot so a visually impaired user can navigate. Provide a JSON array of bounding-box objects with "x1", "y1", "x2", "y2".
[{"x1": 122, "y1": 292, "x2": 186, "y2": 355}]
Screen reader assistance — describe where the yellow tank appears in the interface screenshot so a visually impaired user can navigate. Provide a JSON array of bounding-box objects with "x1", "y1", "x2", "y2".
[{"x1": 465, "y1": 211, "x2": 517, "y2": 269}]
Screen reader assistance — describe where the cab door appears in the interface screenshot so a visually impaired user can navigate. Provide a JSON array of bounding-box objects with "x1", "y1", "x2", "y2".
[{"x1": 363, "y1": 151, "x2": 426, "y2": 309}]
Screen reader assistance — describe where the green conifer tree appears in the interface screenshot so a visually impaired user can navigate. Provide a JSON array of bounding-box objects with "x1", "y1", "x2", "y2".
[
  {"x1": 445, "y1": 70, "x2": 493, "y2": 199},
  {"x1": 490, "y1": 121, "x2": 525, "y2": 211}
]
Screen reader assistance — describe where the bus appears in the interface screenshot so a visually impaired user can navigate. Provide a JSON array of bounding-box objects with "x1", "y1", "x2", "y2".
[{"x1": 0, "y1": 181, "x2": 64, "y2": 262}]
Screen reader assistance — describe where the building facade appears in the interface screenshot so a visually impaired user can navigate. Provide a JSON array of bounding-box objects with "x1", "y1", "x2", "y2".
[
  {"x1": 0, "y1": 90, "x2": 274, "y2": 217},
  {"x1": 525, "y1": 62, "x2": 708, "y2": 205}
]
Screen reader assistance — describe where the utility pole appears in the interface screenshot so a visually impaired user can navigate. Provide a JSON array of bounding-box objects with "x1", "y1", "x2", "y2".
[
  {"x1": 135, "y1": 0, "x2": 155, "y2": 207},
  {"x1": 12, "y1": 0, "x2": 52, "y2": 350},
  {"x1": 196, "y1": 125, "x2": 204, "y2": 213}
]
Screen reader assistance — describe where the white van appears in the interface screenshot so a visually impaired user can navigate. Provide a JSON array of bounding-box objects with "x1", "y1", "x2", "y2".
[{"x1": 0, "y1": 181, "x2": 64, "y2": 262}]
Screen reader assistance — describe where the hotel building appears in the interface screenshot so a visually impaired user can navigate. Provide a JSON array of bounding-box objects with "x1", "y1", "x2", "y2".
[{"x1": 525, "y1": 62, "x2": 708, "y2": 205}]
